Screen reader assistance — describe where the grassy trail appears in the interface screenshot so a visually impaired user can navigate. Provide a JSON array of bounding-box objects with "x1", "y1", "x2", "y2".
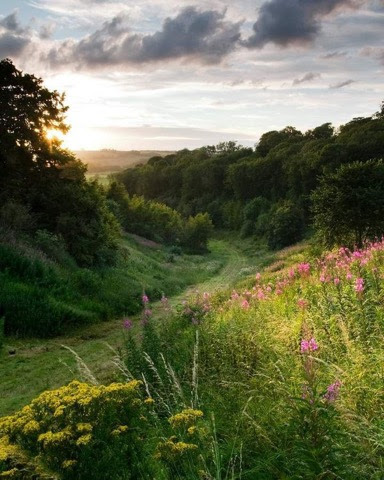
[{"x1": 0, "y1": 236, "x2": 273, "y2": 416}]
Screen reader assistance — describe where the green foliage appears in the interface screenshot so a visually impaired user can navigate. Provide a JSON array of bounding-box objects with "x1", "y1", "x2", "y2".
[
  {"x1": 0, "y1": 59, "x2": 119, "y2": 267},
  {"x1": 117, "y1": 104, "x2": 384, "y2": 251},
  {"x1": 183, "y1": 213, "x2": 214, "y2": 253},
  {"x1": 0, "y1": 317, "x2": 4, "y2": 350},
  {"x1": 267, "y1": 200, "x2": 304, "y2": 249},
  {"x1": 312, "y1": 160, "x2": 384, "y2": 247},
  {"x1": 0, "y1": 381, "x2": 155, "y2": 479}
]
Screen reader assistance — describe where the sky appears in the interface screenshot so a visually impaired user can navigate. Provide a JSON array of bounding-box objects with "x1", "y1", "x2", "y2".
[{"x1": 1, "y1": 0, "x2": 384, "y2": 150}]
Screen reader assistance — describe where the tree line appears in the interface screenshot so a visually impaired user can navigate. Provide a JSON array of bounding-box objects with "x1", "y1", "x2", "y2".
[{"x1": 118, "y1": 106, "x2": 384, "y2": 248}]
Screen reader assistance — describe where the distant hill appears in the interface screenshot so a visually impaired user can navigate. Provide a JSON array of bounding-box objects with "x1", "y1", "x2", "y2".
[{"x1": 75, "y1": 149, "x2": 175, "y2": 173}]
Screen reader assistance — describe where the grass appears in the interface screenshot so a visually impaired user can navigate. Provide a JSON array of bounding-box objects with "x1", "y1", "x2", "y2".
[
  {"x1": 0, "y1": 233, "x2": 281, "y2": 416},
  {"x1": 2, "y1": 237, "x2": 382, "y2": 478}
]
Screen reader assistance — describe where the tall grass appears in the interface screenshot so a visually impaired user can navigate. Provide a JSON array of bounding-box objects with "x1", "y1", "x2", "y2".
[{"x1": 117, "y1": 241, "x2": 384, "y2": 478}]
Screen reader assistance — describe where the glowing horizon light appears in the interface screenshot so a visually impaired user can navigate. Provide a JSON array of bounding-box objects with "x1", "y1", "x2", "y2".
[{"x1": 45, "y1": 128, "x2": 66, "y2": 143}]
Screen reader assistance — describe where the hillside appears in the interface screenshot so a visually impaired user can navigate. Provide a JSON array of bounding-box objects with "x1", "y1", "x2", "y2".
[
  {"x1": 75, "y1": 149, "x2": 175, "y2": 173},
  {"x1": 1, "y1": 239, "x2": 382, "y2": 479}
]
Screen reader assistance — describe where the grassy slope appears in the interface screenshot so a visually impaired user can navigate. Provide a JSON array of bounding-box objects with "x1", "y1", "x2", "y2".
[{"x1": 0, "y1": 234, "x2": 286, "y2": 416}]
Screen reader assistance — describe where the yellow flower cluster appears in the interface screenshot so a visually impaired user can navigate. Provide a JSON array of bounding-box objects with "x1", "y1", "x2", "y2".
[
  {"x1": 111, "y1": 425, "x2": 129, "y2": 436},
  {"x1": 155, "y1": 437, "x2": 198, "y2": 461},
  {"x1": 0, "y1": 380, "x2": 149, "y2": 478},
  {"x1": 169, "y1": 409, "x2": 204, "y2": 429},
  {"x1": 75, "y1": 434, "x2": 92, "y2": 446}
]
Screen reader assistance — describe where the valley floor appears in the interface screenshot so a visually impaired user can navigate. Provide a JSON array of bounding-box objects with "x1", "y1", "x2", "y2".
[{"x1": 0, "y1": 235, "x2": 295, "y2": 416}]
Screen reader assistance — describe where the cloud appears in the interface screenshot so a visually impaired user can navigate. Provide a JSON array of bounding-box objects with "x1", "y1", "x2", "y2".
[
  {"x1": 320, "y1": 51, "x2": 347, "y2": 59},
  {"x1": 246, "y1": 0, "x2": 360, "y2": 48},
  {"x1": 360, "y1": 46, "x2": 384, "y2": 65},
  {"x1": 46, "y1": 7, "x2": 242, "y2": 67},
  {"x1": 329, "y1": 79, "x2": 355, "y2": 88},
  {"x1": 39, "y1": 22, "x2": 56, "y2": 40},
  {"x1": 0, "y1": 12, "x2": 31, "y2": 58},
  {"x1": 292, "y1": 72, "x2": 321, "y2": 85}
]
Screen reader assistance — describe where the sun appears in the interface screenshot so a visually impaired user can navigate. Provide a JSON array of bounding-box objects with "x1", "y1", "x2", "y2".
[{"x1": 45, "y1": 128, "x2": 66, "y2": 143}]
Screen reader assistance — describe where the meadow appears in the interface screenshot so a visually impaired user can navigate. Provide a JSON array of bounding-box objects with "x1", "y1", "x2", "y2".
[{"x1": 1, "y1": 238, "x2": 382, "y2": 479}]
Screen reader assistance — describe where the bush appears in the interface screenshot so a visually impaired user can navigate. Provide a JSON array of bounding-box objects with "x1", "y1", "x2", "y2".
[
  {"x1": 267, "y1": 200, "x2": 304, "y2": 249},
  {"x1": 0, "y1": 381, "x2": 154, "y2": 480},
  {"x1": 311, "y1": 159, "x2": 384, "y2": 247},
  {"x1": 182, "y1": 213, "x2": 214, "y2": 253}
]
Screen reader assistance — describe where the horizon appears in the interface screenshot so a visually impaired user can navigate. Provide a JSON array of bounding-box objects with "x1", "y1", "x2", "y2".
[{"x1": 1, "y1": 0, "x2": 383, "y2": 150}]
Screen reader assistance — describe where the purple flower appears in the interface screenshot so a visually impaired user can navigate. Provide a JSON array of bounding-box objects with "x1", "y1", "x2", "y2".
[
  {"x1": 355, "y1": 278, "x2": 364, "y2": 294},
  {"x1": 324, "y1": 380, "x2": 342, "y2": 402},
  {"x1": 123, "y1": 318, "x2": 133, "y2": 330},
  {"x1": 142, "y1": 294, "x2": 149, "y2": 304},
  {"x1": 300, "y1": 337, "x2": 318, "y2": 353},
  {"x1": 297, "y1": 263, "x2": 310, "y2": 276}
]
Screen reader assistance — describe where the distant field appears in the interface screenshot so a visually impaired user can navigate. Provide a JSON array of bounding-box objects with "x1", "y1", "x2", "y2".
[{"x1": 76, "y1": 149, "x2": 175, "y2": 174}]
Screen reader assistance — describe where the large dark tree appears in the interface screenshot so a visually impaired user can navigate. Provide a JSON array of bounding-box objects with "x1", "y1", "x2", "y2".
[
  {"x1": 0, "y1": 59, "x2": 118, "y2": 265},
  {"x1": 311, "y1": 160, "x2": 384, "y2": 247}
]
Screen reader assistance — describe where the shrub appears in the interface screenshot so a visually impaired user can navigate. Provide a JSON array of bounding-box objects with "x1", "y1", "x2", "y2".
[
  {"x1": 0, "y1": 381, "x2": 153, "y2": 480},
  {"x1": 267, "y1": 200, "x2": 304, "y2": 249}
]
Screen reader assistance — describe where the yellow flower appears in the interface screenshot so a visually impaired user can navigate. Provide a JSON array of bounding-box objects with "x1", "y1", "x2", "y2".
[
  {"x1": 111, "y1": 425, "x2": 129, "y2": 436},
  {"x1": 76, "y1": 423, "x2": 93, "y2": 433},
  {"x1": 62, "y1": 459, "x2": 77, "y2": 469},
  {"x1": 22, "y1": 420, "x2": 40, "y2": 435},
  {"x1": 76, "y1": 434, "x2": 92, "y2": 446},
  {"x1": 0, "y1": 468, "x2": 19, "y2": 478},
  {"x1": 169, "y1": 409, "x2": 204, "y2": 429}
]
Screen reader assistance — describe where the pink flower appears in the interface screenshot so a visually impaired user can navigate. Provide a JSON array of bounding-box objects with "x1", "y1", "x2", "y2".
[
  {"x1": 144, "y1": 308, "x2": 152, "y2": 317},
  {"x1": 241, "y1": 299, "x2": 250, "y2": 309},
  {"x1": 231, "y1": 290, "x2": 239, "y2": 300},
  {"x1": 255, "y1": 272, "x2": 261, "y2": 281},
  {"x1": 142, "y1": 294, "x2": 149, "y2": 304},
  {"x1": 297, "y1": 263, "x2": 310, "y2": 276},
  {"x1": 300, "y1": 339, "x2": 309, "y2": 352},
  {"x1": 300, "y1": 337, "x2": 318, "y2": 353},
  {"x1": 308, "y1": 338, "x2": 319, "y2": 351},
  {"x1": 257, "y1": 289, "x2": 266, "y2": 300},
  {"x1": 123, "y1": 318, "x2": 133, "y2": 329},
  {"x1": 334, "y1": 277, "x2": 340, "y2": 286},
  {"x1": 346, "y1": 272, "x2": 353, "y2": 280},
  {"x1": 297, "y1": 298, "x2": 308, "y2": 310},
  {"x1": 324, "y1": 380, "x2": 342, "y2": 402},
  {"x1": 355, "y1": 277, "x2": 364, "y2": 293}
]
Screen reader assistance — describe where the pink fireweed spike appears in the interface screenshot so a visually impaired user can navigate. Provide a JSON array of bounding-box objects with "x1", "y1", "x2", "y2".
[
  {"x1": 241, "y1": 299, "x2": 250, "y2": 309},
  {"x1": 123, "y1": 318, "x2": 133, "y2": 329},
  {"x1": 324, "y1": 380, "x2": 342, "y2": 402},
  {"x1": 297, "y1": 298, "x2": 308, "y2": 310},
  {"x1": 142, "y1": 294, "x2": 149, "y2": 304},
  {"x1": 300, "y1": 337, "x2": 318, "y2": 353},
  {"x1": 355, "y1": 277, "x2": 364, "y2": 294},
  {"x1": 297, "y1": 263, "x2": 310, "y2": 276}
]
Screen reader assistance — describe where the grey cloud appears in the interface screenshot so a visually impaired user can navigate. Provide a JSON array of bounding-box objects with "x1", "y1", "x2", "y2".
[
  {"x1": 0, "y1": 12, "x2": 31, "y2": 58},
  {"x1": 39, "y1": 22, "x2": 55, "y2": 39},
  {"x1": 360, "y1": 46, "x2": 384, "y2": 65},
  {"x1": 0, "y1": 32, "x2": 29, "y2": 58},
  {"x1": 47, "y1": 7, "x2": 242, "y2": 67},
  {"x1": 292, "y1": 72, "x2": 320, "y2": 85},
  {"x1": 246, "y1": 0, "x2": 359, "y2": 48},
  {"x1": 321, "y1": 51, "x2": 347, "y2": 59},
  {"x1": 0, "y1": 12, "x2": 22, "y2": 33},
  {"x1": 329, "y1": 79, "x2": 355, "y2": 88}
]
